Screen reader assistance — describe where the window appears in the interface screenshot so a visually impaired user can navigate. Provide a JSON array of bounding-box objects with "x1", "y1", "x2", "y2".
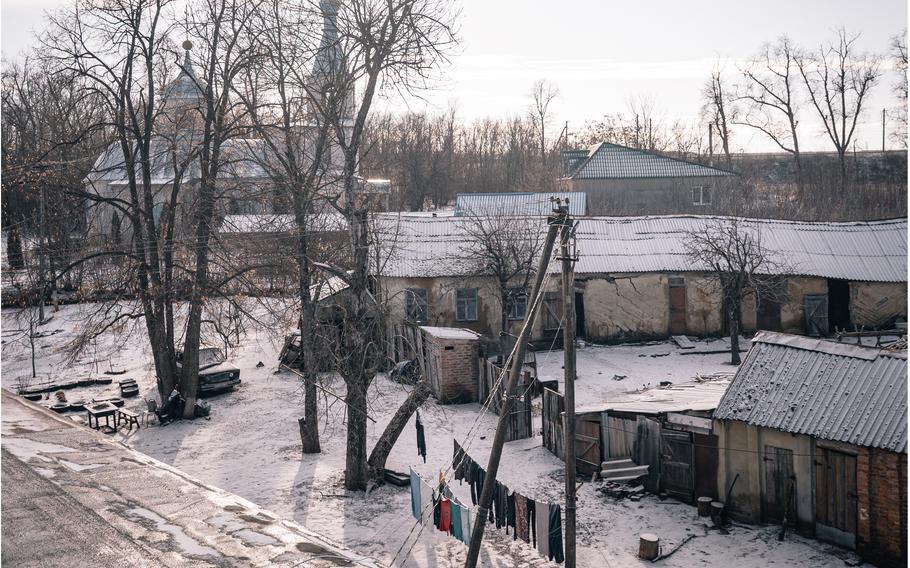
[
  {"x1": 405, "y1": 288, "x2": 428, "y2": 322},
  {"x1": 506, "y1": 288, "x2": 528, "y2": 320},
  {"x1": 455, "y1": 288, "x2": 478, "y2": 322},
  {"x1": 692, "y1": 186, "x2": 712, "y2": 206}
]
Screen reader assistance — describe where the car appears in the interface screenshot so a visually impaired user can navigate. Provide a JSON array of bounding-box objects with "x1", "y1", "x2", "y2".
[{"x1": 175, "y1": 347, "x2": 241, "y2": 395}]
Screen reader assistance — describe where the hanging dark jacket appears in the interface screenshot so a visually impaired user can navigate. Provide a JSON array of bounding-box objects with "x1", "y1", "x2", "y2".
[
  {"x1": 527, "y1": 499, "x2": 537, "y2": 547},
  {"x1": 415, "y1": 411, "x2": 427, "y2": 463},
  {"x1": 548, "y1": 503, "x2": 564, "y2": 563},
  {"x1": 506, "y1": 491, "x2": 517, "y2": 539}
]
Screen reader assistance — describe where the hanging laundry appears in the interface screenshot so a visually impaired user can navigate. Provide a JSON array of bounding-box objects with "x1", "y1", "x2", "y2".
[
  {"x1": 506, "y1": 491, "x2": 517, "y2": 539},
  {"x1": 527, "y1": 498, "x2": 536, "y2": 547},
  {"x1": 515, "y1": 493, "x2": 529, "y2": 543},
  {"x1": 454, "y1": 441, "x2": 467, "y2": 482},
  {"x1": 409, "y1": 469, "x2": 421, "y2": 521},
  {"x1": 548, "y1": 503, "x2": 564, "y2": 564},
  {"x1": 420, "y1": 479, "x2": 434, "y2": 526},
  {"x1": 439, "y1": 497, "x2": 452, "y2": 533},
  {"x1": 461, "y1": 506, "x2": 472, "y2": 545},
  {"x1": 415, "y1": 411, "x2": 427, "y2": 463},
  {"x1": 450, "y1": 501, "x2": 463, "y2": 541},
  {"x1": 535, "y1": 500, "x2": 549, "y2": 559}
]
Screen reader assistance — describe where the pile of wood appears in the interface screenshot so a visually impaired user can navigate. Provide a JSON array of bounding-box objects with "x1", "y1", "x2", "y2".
[{"x1": 598, "y1": 482, "x2": 646, "y2": 500}]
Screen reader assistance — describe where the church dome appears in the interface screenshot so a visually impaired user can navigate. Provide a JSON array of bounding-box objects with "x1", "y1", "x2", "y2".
[{"x1": 164, "y1": 46, "x2": 205, "y2": 102}]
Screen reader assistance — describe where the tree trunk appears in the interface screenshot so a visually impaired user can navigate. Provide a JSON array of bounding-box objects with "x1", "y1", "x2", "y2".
[
  {"x1": 367, "y1": 380, "x2": 432, "y2": 480},
  {"x1": 344, "y1": 378, "x2": 369, "y2": 490},
  {"x1": 728, "y1": 299, "x2": 741, "y2": 365}
]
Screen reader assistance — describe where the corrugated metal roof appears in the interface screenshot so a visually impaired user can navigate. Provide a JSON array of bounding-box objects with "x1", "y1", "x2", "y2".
[
  {"x1": 566, "y1": 142, "x2": 737, "y2": 180},
  {"x1": 219, "y1": 212, "x2": 346, "y2": 234},
  {"x1": 715, "y1": 331, "x2": 908, "y2": 453},
  {"x1": 454, "y1": 192, "x2": 586, "y2": 216},
  {"x1": 578, "y1": 379, "x2": 731, "y2": 415},
  {"x1": 373, "y1": 214, "x2": 907, "y2": 282}
]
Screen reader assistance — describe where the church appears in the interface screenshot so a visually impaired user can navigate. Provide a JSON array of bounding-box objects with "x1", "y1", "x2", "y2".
[{"x1": 83, "y1": 0, "x2": 389, "y2": 244}]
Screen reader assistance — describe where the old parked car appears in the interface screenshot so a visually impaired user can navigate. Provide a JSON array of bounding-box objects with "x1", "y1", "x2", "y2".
[{"x1": 175, "y1": 347, "x2": 241, "y2": 395}]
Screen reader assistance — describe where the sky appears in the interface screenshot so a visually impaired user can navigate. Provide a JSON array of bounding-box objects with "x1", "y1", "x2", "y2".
[{"x1": 3, "y1": 0, "x2": 907, "y2": 152}]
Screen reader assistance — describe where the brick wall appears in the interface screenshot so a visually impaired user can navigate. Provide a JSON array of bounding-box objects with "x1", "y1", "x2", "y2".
[
  {"x1": 431, "y1": 336, "x2": 479, "y2": 404},
  {"x1": 856, "y1": 447, "x2": 907, "y2": 568}
]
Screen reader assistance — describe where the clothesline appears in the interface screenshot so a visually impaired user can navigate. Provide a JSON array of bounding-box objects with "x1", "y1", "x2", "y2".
[
  {"x1": 453, "y1": 439, "x2": 565, "y2": 564},
  {"x1": 409, "y1": 467, "x2": 473, "y2": 546}
]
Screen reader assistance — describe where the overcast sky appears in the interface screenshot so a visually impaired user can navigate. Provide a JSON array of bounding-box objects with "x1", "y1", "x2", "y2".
[{"x1": 3, "y1": 0, "x2": 907, "y2": 152}]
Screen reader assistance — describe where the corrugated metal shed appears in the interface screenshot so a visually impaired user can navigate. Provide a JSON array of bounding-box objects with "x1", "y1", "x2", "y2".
[
  {"x1": 453, "y1": 192, "x2": 586, "y2": 217},
  {"x1": 373, "y1": 214, "x2": 907, "y2": 282},
  {"x1": 714, "y1": 331, "x2": 908, "y2": 453},
  {"x1": 566, "y1": 142, "x2": 737, "y2": 180}
]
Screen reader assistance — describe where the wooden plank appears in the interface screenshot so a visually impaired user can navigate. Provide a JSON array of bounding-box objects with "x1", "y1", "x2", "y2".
[
  {"x1": 671, "y1": 335, "x2": 695, "y2": 349},
  {"x1": 845, "y1": 453, "x2": 857, "y2": 535}
]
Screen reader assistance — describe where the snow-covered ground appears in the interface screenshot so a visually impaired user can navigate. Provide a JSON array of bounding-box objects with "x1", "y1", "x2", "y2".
[{"x1": 1, "y1": 303, "x2": 867, "y2": 567}]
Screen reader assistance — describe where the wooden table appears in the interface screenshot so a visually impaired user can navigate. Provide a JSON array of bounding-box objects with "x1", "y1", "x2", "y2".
[{"x1": 86, "y1": 402, "x2": 118, "y2": 430}]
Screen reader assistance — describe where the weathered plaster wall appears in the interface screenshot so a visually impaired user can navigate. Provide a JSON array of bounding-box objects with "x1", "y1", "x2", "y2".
[
  {"x1": 581, "y1": 274, "x2": 670, "y2": 341},
  {"x1": 780, "y1": 277, "x2": 828, "y2": 333},
  {"x1": 851, "y1": 282, "x2": 908, "y2": 328}
]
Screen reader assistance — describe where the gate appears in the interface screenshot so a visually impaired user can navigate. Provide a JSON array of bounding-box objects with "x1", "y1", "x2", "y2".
[
  {"x1": 661, "y1": 428, "x2": 694, "y2": 503},
  {"x1": 763, "y1": 446, "x2": 796, "y2": 524},
  {"x1": 575, "y1": 419, "x2": 601, "y2": 477},
  {"x1": 805, "y1": 294, "x2": 829, "y2": 336},
  {"x1": 542, "y1": 388, "x2": 565, "y2": 459},
  {"x1": 479, "y1": 358, "x2": 532, "y2": 441}
]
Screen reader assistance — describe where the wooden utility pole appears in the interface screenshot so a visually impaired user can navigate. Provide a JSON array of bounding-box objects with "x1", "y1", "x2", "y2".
[
  {"x1": 38, "y1": 183, "x2": 47, "y2": 323},
  {"x1": 558, "y1": 200, "x2": 578, "y2": 568},
  {"x1": 464, "y1": 203, "x2": 565, "y2": 568},
  {"x1": 882, "y1": 108, "x2": 886, "y2": 152}
]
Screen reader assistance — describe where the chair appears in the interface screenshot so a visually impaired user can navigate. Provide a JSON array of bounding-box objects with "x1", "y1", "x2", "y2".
[{"x1": 142, "y1": 398, "x2": 159, "y2": 427}]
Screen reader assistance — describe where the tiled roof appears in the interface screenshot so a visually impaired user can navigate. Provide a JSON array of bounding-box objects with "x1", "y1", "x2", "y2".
[
  {"x1": 454, "y1": 192, "x2": 587, "y2": 217},
  {"x1": 715, "y1": 331, "x2": 907, "y2": 453},
  {"x1": 373, "y1": 214, "x2": 907, "y2": 282},
  {"x1": 566, "y1": 142, "x2": 737, "y2": 180}
]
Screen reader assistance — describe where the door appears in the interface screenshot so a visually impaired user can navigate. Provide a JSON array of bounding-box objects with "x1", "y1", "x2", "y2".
[
  {"x1": 757, "y1": 297, "x2": 782, "y2": 331},
  {"x1": 805, "y1": 294, "x2": 829, "y2": 336},
  {"x1": 542, "y1": 292, "x2": 564, "y2": 343},
  {"x1": 815, "y1": 447, "x2": 858, "y2": 548},
  {"x1": 574, "y1": 291, "x2": 586, "y2": 340},
  {"x1": 669, "y1": 279, "x2": 687, "y2": 335},
  {"x1": 574, "y1": 418, "x2": 601, "y2": 476},
  {"x1": 827, "y1": 279, "x2": 852, "y2": 333},
  {"x1": 661, "y1": 428, "x2": 694, "y2": 503},
  {"x1": 693, "y1": 433, "x2": 719, "y2": 500},
  {"x1": 763, "y1": 446, "x2": 796, "y2": 524}
]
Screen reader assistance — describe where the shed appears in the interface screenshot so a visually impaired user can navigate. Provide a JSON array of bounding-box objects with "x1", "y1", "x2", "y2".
[
  {"x1": 418, "y1": 326, "x2": 481, "y2": 404},
  {"x1": 714, "y1": 331, "x2": 907, "y2": 566}
]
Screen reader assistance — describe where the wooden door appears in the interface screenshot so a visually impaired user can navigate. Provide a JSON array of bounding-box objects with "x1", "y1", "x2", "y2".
[
  {"x1": 805, "y1": 294, "x2": 829, "y2": 336},
  {"x1": 669, "y1": 283, "x2": 687, "y2": 335},
  {"x1": 816, "y1": 447, "x2": 857, "y2": 546},
  {"x1": 661, "y1": 428, "x2": 694, "y2": 503},
  {"x1": 763, "y1": 446, "x2": 795, "y2": 523},
  {"x1": 542, "y1": 388, "x2": 565, "y2": 459},
  {"x1": 693, "y1": 433, "x2": 719, "y2": 500},
  {"x1": 575, "y1": 419, "x2": 601, "y2": 476}
]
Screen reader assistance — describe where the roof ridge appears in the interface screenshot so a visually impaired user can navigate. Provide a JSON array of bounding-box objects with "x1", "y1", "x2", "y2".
[{"x1": 752, "y1": 331, "x2": 906, "y2": 360}]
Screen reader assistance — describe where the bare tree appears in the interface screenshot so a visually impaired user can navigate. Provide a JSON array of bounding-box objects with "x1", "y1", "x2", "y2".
[
  {"x1": 684, "y1": 219, "x2": 786, "y2": 365},
  {"x1": 890, "y1": 29, "x2": 907, "y2": 148},
  {"x1": 736, "y1": 36, "x2": 804, "y2": 191},
  {"x1": 703, "y1": 64, "x2": 737, "y2": 164},
  {"x1": 797, "y1": 28, "x2": 882, "y2": 193},
  {"x1": 457, "y1": 211, "x2": 546, "y2": 355},
  {"x1": 529, "y1": 79, "x2": 559, "y2": 160},
  {"x1": 315, "y1": 0, "x2": 457, "y2": 490}
]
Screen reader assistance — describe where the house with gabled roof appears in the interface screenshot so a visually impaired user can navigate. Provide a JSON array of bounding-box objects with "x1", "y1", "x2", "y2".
[{"x1": 560, "y1": 142, "x2": 738, "y2": 215}]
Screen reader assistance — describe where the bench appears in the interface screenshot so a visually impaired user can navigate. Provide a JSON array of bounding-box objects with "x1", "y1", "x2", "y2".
[{"x1": 117, "y1": 408, "x2": 141, "y2": 431}]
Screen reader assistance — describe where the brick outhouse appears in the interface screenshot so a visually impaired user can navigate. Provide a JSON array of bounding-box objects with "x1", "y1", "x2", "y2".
[{"x1": 418, "y1": 326, "x2": 480, "y2": 404}]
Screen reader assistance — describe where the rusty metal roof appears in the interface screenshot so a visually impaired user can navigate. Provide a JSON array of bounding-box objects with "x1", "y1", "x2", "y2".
[
  {"x1": 454, "y1": 192, "x2": 587, "y2": 216},
  {"x1": 565, "y1": 142, "x2": 737, "y2": 179},
  {"x1": 715, "y1": 331, "x2": 907, "y2": 453},
  {"x1": 374, "y1": 214, "x2": 907, "y2": 282}
]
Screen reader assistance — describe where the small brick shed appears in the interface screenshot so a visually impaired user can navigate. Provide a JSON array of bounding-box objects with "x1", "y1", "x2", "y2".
[{"x1": 418, "y1": 326, "x2": 480, "y2": 404}]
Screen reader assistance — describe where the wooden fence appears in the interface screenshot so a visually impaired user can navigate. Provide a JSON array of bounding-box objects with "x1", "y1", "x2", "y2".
[{"x1": 478, "y1": 358, "x2": 533, "y2": 442}]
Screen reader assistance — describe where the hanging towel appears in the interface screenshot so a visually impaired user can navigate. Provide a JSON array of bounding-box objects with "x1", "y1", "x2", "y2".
[
  {"x1": 535, "y1": 500, "x2": 549, "y2": 559},
  {"x1": 451, "y1": 501, "x2": 463, "y2": 541},
  {"x1": 416, "y1": 411, "x2": 427, "y2": 463},
  {"x1": 420, "y1": 480, "x2": 434, "y2": 526},
  {"x1": 409, "y1": 469, "x2": 421, "y2": 520},
  {"x1": 548, "y1": 503, "x2": 564, "y2": 564},
  {"x1": 506, "y1": 491, "x2": 516, "y2": 539},
  {"x1": 461, "y1": 506, "x2": 472, "y2": 545},
  {"x1": 527, "y1": 499, "x2": 537, "y2": 547},
  {"x1": 515, "y1": 493, "x2": 529, "y2": 543},
  {"x1": 439, "y1": 498, "x2": 452, "y2": 533}
]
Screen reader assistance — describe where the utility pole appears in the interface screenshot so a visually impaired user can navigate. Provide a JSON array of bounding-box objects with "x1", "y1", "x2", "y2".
[
  {"x1": 38, "y1": 183, "x2": 47, "y2": 323},
  {"x1": 558, "y1": 200, "x2": 578, "y2": 568},
  {"x1": 882, "y1": 108, "x2": 886, "y2": 152},
  {"x1": 464, "y1": 203, "x2": 565, "y2": 568},
  {"x1": 708, "y1": 124, "x2": 714, "y2": 166}
]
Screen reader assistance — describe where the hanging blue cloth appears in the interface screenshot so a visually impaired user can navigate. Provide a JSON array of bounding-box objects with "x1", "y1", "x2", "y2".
[
  {"x1": 451, "y1": 501, "x2": 463, "y2": 541},
  {"x1": 409, "y1": 468, "x2": 421, "y2": 520}
]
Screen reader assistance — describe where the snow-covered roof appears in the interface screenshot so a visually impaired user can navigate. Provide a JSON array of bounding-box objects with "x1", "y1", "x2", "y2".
[
  {"x1": 419, "y1": 326, "x2": 481, "y2": 340},
  {"x1": 564, "y1": 142, "x2": 737, "y2": 179},
  {"x1": 218, "y1": 212, "x2": 347, "y2": 234},
  {"x1": 454, "y1": 192, "x2": 587, "y2": 217},
  {"x1": 372, "y1": 214, "x2": 907, "y2": 282},
  {"x1": 715, "y1": 331, "x2": 907, "y2": 453},
  {"x1": 578, "y1": 379, "x2": 731, "y2": 416}
]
